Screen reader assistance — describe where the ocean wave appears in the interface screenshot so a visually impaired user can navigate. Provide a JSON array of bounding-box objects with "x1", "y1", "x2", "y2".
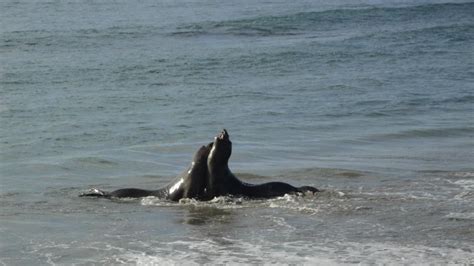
[
  {"x1": 19, "y1": 233, "x2": 474, "y2": 265},
  {"x1": 452, "y1": 179, "x2": 474, "y2": 192},
  {"x1": 396, "y1": 23, "x2": 473, "y2": 43},
  {"x1": 356, "y1": 190, "x2": 439, "y2": 201},
  {"x1": 439, "y1": 94, "x2": 474, "y2": 105},
  {"x1": 452, "y1": 172, "x2": 474, "y2": 178},
  {"x1": 446, "y1": 212, "x2": 474, "y2": 221},
  {"x1": 344, "y1": 23, "x2": 474, "y2": 53},
  {"x1": 171, "y1": 2, "x2": 473, "y2": 38},
  {"x1": 315, "y1": 92, "x2": 473, "y2": 119},
  {"x1": 60, "y1": 238, "x2": 474, "y2": 265},
  {"x1": 366, "y1": 126, "x2": 474, "y2": 141},
  {"x1": 74, "y1": 156, "x2": 118, "y2": 166},
  {"x1": 284, "y1": 167, "x2": 369, "y2": 179},
  {"x1": 0, "y1": 25, "x2": 159, "y2": 51},
  {"x1": 105, "y1": 237, "x2": 329, "y2": 265}
]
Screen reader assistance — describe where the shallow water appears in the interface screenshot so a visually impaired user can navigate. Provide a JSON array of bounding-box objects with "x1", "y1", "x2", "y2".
[{"x1": 1, "y1": 0, "x2": 473, "y2": 264}]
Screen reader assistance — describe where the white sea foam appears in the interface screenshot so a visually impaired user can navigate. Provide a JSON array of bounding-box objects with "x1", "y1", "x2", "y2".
[
  {"x1": 140, "y1": 195, "x2": 248, "y2": 210},
  {"x1": 453, "y1": 179, "x2": 474, "y2": 190},
  {"x1": 453, "y1": 171, "x2": 474, "y2": 178},
  {"x1": 22, "y1": 237, "x2": 474, "y2": 265},
  {"x1": 356, "y1": 189, "x2": 441, "y2": 201},
  {"x1": 104, "y1": 238, "x2": 474, "y2": 265},
  {"x1": 113, "y1": 238, "x2": 337, "y2": 265},
  {"x1": 266, "y1": 193, "x2": 324, "y2": 215},
  {"x1": 139, "y1": 196, "x2": 169, "y2": 206},
  {"x1": 445, "y1": 212, "x2": 474, "y2": 220}
]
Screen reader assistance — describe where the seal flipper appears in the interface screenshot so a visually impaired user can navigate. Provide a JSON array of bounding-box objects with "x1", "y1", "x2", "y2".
[
  {"x1": 79, "y1": 188, "x2": 111, "y2": 198},
  {"x1": 79, "y1": 188, "x2": 156, "y2": 198}
]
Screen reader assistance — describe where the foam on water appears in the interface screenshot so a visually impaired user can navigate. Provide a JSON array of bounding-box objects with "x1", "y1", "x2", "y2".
[
  {"x1": 140, "y1": 193, "x2": 322, "y2": 213},
  {"x1": 445, "y1": 212, "x2": 474, "y2": 221},
  {"x1": 22, "y1": 237, "x2": 472, "y2": 265}
]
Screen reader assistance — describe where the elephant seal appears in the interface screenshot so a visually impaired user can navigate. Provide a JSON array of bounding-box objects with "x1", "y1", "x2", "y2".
[
  {"x1": 206, "y1": 129, "x2": 319, "y2": 198},
  {"x1": 79, "y1": 143, "x2": 212, "y2": 201}
]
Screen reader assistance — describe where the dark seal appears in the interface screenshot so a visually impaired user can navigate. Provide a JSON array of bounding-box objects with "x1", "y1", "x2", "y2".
[
  {"x1": 206, "y1": 129, "x2": 318, "y2": 198},
  {"x1": 79, "y1": 143, "x2": 212, "y2": 201}
]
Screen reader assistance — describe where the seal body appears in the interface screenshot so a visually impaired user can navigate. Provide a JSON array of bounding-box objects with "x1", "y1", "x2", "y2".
[
  {"x1": 80, "y1": 129, "x2": 318, "y2": 201},
  {"x1": 80, "y1": 144, "x2": 212, "y2": 201},
  {"x1": 206, "y1": 129, "x2": 319, "y2": 199},
  {"x1": 163, "y1": 143, "x2": 212, "y2": 201}
]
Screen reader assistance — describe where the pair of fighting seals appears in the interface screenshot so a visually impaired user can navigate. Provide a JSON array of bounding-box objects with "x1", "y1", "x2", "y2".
[{"x1": 80, "y1": 129, "x2": 319, "y2": 200}]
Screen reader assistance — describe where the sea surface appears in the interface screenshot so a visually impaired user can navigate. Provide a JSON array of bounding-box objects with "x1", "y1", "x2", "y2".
[{"x1": 1, "y1": 0, "x2": 473, "y2": 264}]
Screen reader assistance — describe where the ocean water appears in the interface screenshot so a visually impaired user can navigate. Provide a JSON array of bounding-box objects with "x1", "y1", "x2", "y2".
[{"x1": 1, "y1": 0, "x2": 473, "y2": 264}]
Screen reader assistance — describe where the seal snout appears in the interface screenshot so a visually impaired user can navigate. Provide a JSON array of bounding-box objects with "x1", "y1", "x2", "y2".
[{"x1": 217, "y1": 129, "x2": 229, "y2": 140}]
